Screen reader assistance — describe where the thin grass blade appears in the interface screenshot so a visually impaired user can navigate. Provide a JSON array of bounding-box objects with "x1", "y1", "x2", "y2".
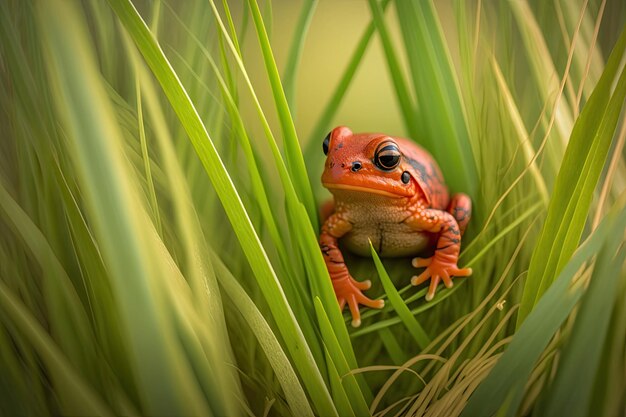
[
  {"x1": 245, "y1": 0, "x2": 317, "y2": 224},
  {"x1": 0, "y1": 282, "x2": 113, "y2": 416},
  {"x1": 283, "y1": 0, "x2": 317, "y2": 112},
  {"x1": 538, "y1": 205, "x2": 626, "y2": 416},
  {"x1": 370, "y1": 241, "x2": 431, "y2": 349},
  {"x1": 462, "y1": 203, "x2": 626, "y2": 417},
  {"x1": 314, "y1": 297, "x2": 371, "y2": 417},
  {"x1": 518, "y1": 27, "x2": 626, "y2": 325},
  {"x1": 395, "y1": 0, "x2": 478, "y2": 195},
  {"x1": 105, "y1": 1, "x2": 336, "y2": 415},
  {"x1": 212, "y1": 253, "x2": 314, "y2": 417},
  {"x1": 39, "y1": 2, "x2": 215, "y2": 413}
]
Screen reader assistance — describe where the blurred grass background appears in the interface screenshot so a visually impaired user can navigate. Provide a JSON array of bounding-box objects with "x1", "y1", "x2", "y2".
[{"x1": 1, "y1": 0, "x2": 625, "y2": 416}]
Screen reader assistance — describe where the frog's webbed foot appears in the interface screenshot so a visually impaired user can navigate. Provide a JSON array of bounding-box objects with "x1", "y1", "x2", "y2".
[
  {"x1": 333, "y1": 276, "x2": 384, "y2": 327},
  {"x1": 411, "y1": 255, "x2": 472, "y2": 301}
]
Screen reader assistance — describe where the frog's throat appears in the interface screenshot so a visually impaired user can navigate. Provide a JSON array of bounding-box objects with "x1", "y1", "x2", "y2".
[{"x1": 323, "y1": 182, "x2": 405, "y2": 199}]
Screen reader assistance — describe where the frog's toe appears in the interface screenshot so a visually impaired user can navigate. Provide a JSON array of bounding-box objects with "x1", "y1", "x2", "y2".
[
  {"x1": 425, "y1": 275, "x2": 441, "y2": 301},
  {"x1": 441, "y1": 271, "x2": 454, "y2": 288},
  {"x1": 337, "y1": 280, "x2": 384, "y2": 327},
  {"x1": 356, "y1": 292, "x2": 384, "y2": 310},
  {"x1": 352, "y1": 278, "x2": 372, "y2": 290},
  {"x1": 450, "y1": 267, "x2": 472, "y2": 277},
  {"x1": 412, "y1": 256, "x2": 433, "y2": 268},
  {"x1": 411, "y1": 269, "x2": 431, "y2": 286},
  {"x1": 346, "y1": 295, "x2": 362, "y2": 327}
]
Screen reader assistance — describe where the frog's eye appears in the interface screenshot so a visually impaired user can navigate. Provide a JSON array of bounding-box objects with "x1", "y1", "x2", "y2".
[
  {"x1": 323, "y1": 132, "x2": 331, "y2": 155},
  {"x1": 374, "y1": 141, "x2": 401, "y2": 170}
]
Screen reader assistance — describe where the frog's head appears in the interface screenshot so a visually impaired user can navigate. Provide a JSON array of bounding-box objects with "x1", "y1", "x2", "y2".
[{"x1": 321, "y1": 126, "x2": 419, "y2": 199}]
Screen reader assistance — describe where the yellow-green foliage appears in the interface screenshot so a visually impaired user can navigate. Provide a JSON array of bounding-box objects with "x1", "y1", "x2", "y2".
[{"x1": 0, "y1": 1, "x2": 624, "y2": 416}]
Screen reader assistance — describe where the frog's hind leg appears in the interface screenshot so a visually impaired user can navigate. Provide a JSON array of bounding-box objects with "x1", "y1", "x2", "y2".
[{"x1": 447, "y1": 193, "x2": 471, "y2": 236}]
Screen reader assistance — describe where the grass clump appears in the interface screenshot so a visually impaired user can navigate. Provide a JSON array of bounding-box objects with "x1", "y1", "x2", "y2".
[{"x1": 0, "y1": 0, "x2": 625, "y2": 416}]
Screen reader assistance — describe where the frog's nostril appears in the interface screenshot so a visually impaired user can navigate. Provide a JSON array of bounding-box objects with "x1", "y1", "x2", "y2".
[{"x1": 351, "y1": 161, "x2": 362, "y2": 172}]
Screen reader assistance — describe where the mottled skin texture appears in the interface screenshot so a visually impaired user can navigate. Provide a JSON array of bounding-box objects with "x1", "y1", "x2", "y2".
[{"x1": 320, "y1": 126, "x2": 472, "y2": 327}]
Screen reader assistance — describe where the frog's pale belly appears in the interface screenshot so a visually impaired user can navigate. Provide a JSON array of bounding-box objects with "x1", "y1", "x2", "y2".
[
  {"x1": 341, "y1": 223, "x2": 430, "y2": 257},
  {"x1": 335, "y1": 195, "x2": 430, "y2": 257}
]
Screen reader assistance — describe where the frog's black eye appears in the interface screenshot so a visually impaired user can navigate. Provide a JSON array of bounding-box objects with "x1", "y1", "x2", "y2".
[
  {"x1": 374, "y1": 141, "x2": 401, "y2": 171},
  {"x1": 323, "y1": 132, "x2": 331, "y2": 155}
]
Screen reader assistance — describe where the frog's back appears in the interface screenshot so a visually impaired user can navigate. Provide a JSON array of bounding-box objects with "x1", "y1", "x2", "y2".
[{"x1": 396, "y1": 138, "x2": 449, "y2": 210}]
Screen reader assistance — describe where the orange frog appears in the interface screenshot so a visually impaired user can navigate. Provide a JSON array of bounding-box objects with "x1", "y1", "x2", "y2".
[{"x1": 319, "y1": 126, "x2": 472, "y2": 327}]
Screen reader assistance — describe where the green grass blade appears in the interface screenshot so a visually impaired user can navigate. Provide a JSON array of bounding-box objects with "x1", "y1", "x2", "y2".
[
  {"x1": 395, "y1": 0, "x2": 478, "y2": 195},
  {"x1": 206, "y1": 0, "x2": 324, "y2": 258},
  {"x1": 105, "y1": 1, "x2": 336, "y2": 415},
  {"x1": 539, "y1": 240, "x2": 626, "y2": 416},
  {"x1": 0, "y1": 181, "x2": 93, "y2": 351},
  {"x1": 212, "y1": 253, "x2": 314, "y2": 417},
  {"x1": 370, "y1": 241, "x2": 431, "y2": 349},
  {"x1": 325, "y1": 348, "x2": 357, "y2": 417},
  {"x1": 350, "y1": 284, "x2": 461, "y2": 339},
  {"x1": 0, "y1": 281, "x2": 113, "y2": 416},
  {"x1": 203, "y1": 0, "x2": 341, "y2": 370},
  {"x1": 180, "y1": 36, "x2": 287, "y2": 267},
  {"x1": 378, "y1": 328, "x2": 409, "y2": 365},
  {"x1": 314, "y1": 297, "x2": 370, "y2": 417},
  {"x1": 39, "y1": 2, "x2": 214, "y2": 413},
  {"x1": 462, "y1": 202, "x2": 544, "y2": 266},
  {"x1": 160, "y1": 11, "x2": 299, "y2": 297},
  {"x1": 510, "y1": 0, "x2": 574, "y2": 143},
  {"x1": 366, "y1": 0, "x2": 419, "y2": 139},
  {"x1": 518, "y1": 27, "x2": 626, "y2": 325},
  {"x1": 288, "y1": 201, "x2": 372, "y2": 399},
  {"x1": 283, "y1": 0, "x2": 317, "y2": 112},
  {"x1": 134, "y1": 81, "x2": 161, "y2": 235},
  {"x1": 490, "y1": 57, "x2": 549, "y2": 206},
  {"x1": 245, "y1": 0, "x2": 317, "y2": 225},
  {"x1": 126, "y1": 37, "x2": 247, "y2": 414},
  {"x1": 462, "y1": 203, "x2": 626, "y2": 417},
  {"x1": 221, "y1": 0, "x2": 242, "y2": 57}
]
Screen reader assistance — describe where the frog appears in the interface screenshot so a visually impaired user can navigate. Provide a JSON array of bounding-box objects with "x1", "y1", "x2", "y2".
[{"x1": 319, "y1": 126, "x2": 472, "y2": 327}]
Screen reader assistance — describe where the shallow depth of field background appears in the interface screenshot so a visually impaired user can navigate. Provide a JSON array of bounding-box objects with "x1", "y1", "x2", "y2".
[{"x1": 1, "y1": 1, "x2": 625, "y2": 416}]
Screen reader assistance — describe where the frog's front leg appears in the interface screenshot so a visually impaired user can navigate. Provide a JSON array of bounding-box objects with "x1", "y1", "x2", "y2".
[
  {"x1": 320, "y1": 212, "x2": 385, "y2": 327},
  {"x1": 406, "y1": 204, "x2": 472, "y2": 301},
  {"x1": 447, "y1": 193, "x2": 471, "y2": 236}
]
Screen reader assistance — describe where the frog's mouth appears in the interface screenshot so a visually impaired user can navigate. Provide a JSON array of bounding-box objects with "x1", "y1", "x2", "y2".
[{"x1": 322, "y1": 182, "x2": 404, "y2": 198}]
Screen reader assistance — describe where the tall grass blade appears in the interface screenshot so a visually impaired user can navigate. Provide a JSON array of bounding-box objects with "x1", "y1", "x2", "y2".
[
  {"x1": 127, "y1": 36, "x2": 247, "y2": 416},
  {"x1": 0, "y1": 281, "x2": 112, "y2": 416},
  {"x1": 245, "y1": 0, "x2": 317, "y2": 224},
  {"x1": 39, "y1": 2, "x2": 215, "y2": 413},
  {"x1": 538, "y1": 231, "x2": 626, "y2": 416},
  {"x1": 510, "y1": 0, "x2": 575, "y2": 143},
  {"x1": 314, "y1": 297, "x2": 370, "y2": 417},
  {"x1": 134, "y1": 81, "x2": 162, "y2": 235},
  {"x1": 205, "y1": 0, "x2": 354, "y2": 373},
  {"x1": 518, "y1": 27, "x2": 626, "y2": 325},
  {"x1": 287, "y1": 201, "x2": 369, "y2": 397},
  {"x1": 283, "y1": 0, "x2": 317, "y2": 113},
  {"x1": 370, "y1": 242, "x2": 431, "y2": 349},
  {"x1": 212, "y1": 253, "x2": 314, "y2": 417},
  {"x1": 462, "y1": 203, "x2": 626, "y2": 417},
  {"x1": 395, "y1": 0, "x2": 478, "y2": 195},
  {"x1": 325, "y1": 348, "x2": 357, "y2": 417},
  {"x1": 367, "y1": 0, "x2": 419, "y2": 139},
  {"x1": 491, "y1": 57, "x2": 549, "y2": 206},
  {"x1": 105, "y1": 1, "x2": 336, "y2": 415}
]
